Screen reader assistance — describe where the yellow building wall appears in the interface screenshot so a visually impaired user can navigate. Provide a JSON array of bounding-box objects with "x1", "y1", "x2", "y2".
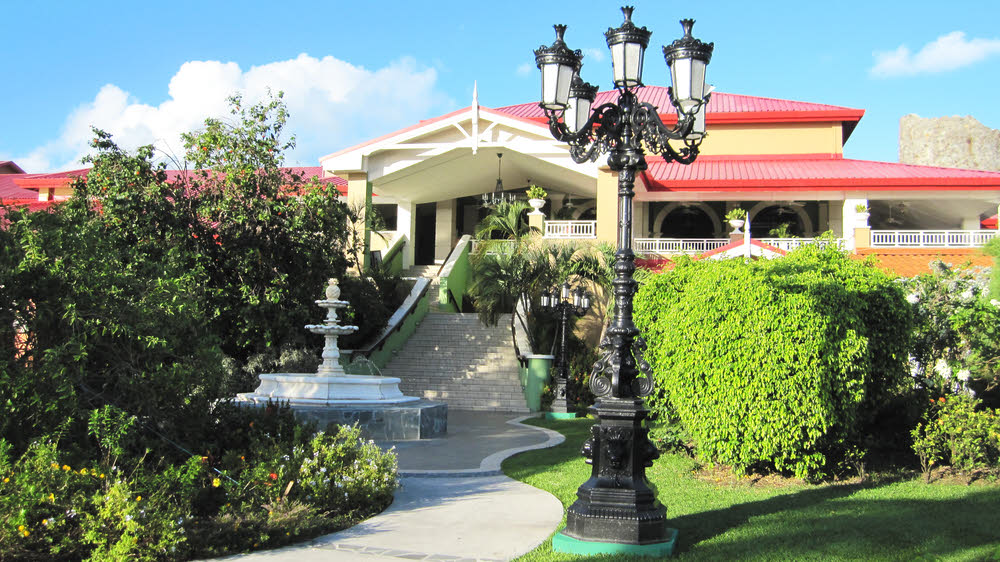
[
  {"x1": 595, "y1": 168, "x2": 619, "y2": 244},
  {"x1": 38, "y1": 186, "x2": 74, "y2": 201},
  {"x1": 696, "y1": 122, "x2": 843, "y2": 156}
]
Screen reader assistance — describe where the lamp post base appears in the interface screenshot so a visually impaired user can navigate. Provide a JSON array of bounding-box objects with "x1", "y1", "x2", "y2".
[
  {"x1": 552, "y1": 527, "x2": 678, "y2": 557},
  {"x1": 561, "y1": 397, "x2": 667, "y2": 544},
  {"x1": 549, "y1": 378, "x2": 573, "y2": 415}
]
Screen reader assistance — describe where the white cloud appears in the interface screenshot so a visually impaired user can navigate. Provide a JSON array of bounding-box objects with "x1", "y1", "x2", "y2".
[
  {"x1": 516, "y1": 61, "x2": 534, "y2": 76},
  {"x1": 582, "y1": 48, "x2": 606, "y2": 64},
  {"x1": 18, "y1": 54, "x2": 451, "y2": 171},
  {"x1": 871, "y1": 31, "x2": 1000, "y2": 77}
]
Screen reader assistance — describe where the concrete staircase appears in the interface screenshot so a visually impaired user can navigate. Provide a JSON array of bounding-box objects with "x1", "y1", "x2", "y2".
[
  {"x1": 387, "y1": 312, "x2": 529, "y2": 413},
  {"x1": 403, "y1": 264, "x2": 442, "y2": 278},
  {"x1": 403, "y1": 265, "x2": 446, "y2": 312}
]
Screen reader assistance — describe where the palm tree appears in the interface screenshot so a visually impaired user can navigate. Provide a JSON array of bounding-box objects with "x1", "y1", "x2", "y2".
[{"x1": 474, "y1": 200, "x2": 537, "y2": 242}]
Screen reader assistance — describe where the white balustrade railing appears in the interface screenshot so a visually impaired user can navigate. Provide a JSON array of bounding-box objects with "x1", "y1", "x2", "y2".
[
  {"x1": 634, "y1": 238, "x2": 729, "y2": 255},
  {"x1": 758, "y1": 237, "x2": 845, "y2": 251},
  {"x1": 871, "y1": 230, "x2": 999, "y2": 247},
  {"x1": 543, "y1": 220, "x2": 597, "y2": 238}
]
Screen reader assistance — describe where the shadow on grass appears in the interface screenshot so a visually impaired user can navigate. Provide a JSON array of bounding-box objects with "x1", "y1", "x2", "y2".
[{"x1": 673, "y1": 487, "x2": 1000, "y2": 560}]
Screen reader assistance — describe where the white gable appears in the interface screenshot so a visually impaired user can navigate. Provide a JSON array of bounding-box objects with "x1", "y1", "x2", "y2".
[{"x1": 321, "y1": 107, "x2": 600, "y2": 203}]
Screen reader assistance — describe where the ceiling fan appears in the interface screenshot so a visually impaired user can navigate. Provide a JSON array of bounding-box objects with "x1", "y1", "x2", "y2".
[{"x1": 886, "y1": 203, "x2": 906, "y2": 226}]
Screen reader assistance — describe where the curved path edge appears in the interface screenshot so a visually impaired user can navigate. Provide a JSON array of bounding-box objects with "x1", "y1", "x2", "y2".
[
  {"x1": 214, "y1": 414, "x2": 568, "y2": 561},
  {"x1": 399, "y1": 414, "x2": 566, "y2": 477}
]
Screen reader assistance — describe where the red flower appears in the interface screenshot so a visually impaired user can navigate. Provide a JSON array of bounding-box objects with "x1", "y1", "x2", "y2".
[{"x1": 269, "y1": 472, "x2": 278, "y2": 480}]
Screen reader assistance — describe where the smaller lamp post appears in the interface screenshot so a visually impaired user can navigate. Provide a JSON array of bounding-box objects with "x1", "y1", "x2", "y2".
[{"x1": 540, "y1": 283, "x2": 591, "y2": 417}]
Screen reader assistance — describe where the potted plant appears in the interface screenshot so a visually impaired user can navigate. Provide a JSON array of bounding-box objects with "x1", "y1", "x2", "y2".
[
  {"x1": 854, "y1": 203, "x2": 870, "y2": 228},
  {"x1": 526, "y1": 185, "x2": 548, "y2": 213},
  {"x1": 725, "y1": 208, "x2": 747, "y2": 233}
]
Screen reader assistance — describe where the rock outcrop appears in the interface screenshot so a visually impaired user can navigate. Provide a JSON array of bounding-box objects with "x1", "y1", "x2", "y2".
[{"x1": 899, "y1": 114, "x2": 1000, "y2": 171}]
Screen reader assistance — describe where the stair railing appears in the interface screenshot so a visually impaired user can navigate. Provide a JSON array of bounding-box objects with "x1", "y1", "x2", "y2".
[
  {"x1": 340, "y1": 277, "x2": 433, "y2": 371},
  {"x1": 437, "y1": 235, "x2": 473, "y2": 312}
]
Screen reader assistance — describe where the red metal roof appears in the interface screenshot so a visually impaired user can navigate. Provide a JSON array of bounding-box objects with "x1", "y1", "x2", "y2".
[
  {"x1": 496, "y1": 88, "x2": 864, "y2": 126},
  {"x1": 642, "y1": 154, "x2": 1000, "y2": 192},
  {"x1": 10, "y1": 166, "x2": 347, "y2": 196},
  {"x1": 0, "y1": 175, "x2": 37, "y2": 199},
  {"x1": 0, "y1": 161, "x2": 26, "y2": 174}
]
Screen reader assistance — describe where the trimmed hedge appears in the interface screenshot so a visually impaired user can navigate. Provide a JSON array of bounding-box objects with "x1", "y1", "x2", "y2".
[{"x1": 634, "y1": 245, "x2": 911, "y2": 478}]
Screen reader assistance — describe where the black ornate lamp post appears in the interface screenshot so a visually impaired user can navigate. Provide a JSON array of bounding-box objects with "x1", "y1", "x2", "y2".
[
  {"x1": 534, "y1": 6, "x2": 713, "y2": 556},
  {"x1": 540, "y1": 283, "x2": 591, "y2": 417}
]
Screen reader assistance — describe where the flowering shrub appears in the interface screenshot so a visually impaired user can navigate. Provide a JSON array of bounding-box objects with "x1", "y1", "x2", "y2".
[
  {"x1": 0, "y1": 440, "x2": 189, "y2": 561},
  {"x1": 2, "y1": 412, "x2": 398, "y2": 560},
  {"x1": 905, "y1": 262, "x2": 1000, "y2": 400},
  {"x1": 911, "y1": 394, "x2": 1000, "y2": 481},
  {"x1": 295, "y1": 426, "x2": 397, "y2": 516}
]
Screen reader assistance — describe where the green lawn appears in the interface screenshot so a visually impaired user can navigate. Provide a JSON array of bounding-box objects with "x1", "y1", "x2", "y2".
[{"x1": 502, "y1": 418, "x2": 1000, "y2": 561}]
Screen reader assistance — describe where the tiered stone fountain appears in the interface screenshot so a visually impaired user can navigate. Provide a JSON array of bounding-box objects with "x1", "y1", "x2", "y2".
[{"x1": 238, "y1": 279, "x2": 446, "y2": 440}]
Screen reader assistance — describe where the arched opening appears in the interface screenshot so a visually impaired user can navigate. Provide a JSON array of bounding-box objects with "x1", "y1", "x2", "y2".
[
  {"x1": 660, "y1": 205, "x2": 715, "y2": 238},
  {"x1": 750, "y1": 205, "x2": 805, "y2": 238}
]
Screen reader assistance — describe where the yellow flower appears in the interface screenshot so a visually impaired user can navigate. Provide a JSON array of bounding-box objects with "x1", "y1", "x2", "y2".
[
  {"x1": 21, "y1": 530, "x2": 29, "y2": 537},
  {"x1": 212, "y1": 478, "x2": 221, "y2": 488},
  {"x1": 41, "y1": 519, "x2": 48, "y2": 526},
  {"x1": 135, "y1": 495, "x2": 142, "y2": 502},
  {"x1": 50, "y1": 463, "x2": 59, "y2": 469},
  {"x1": 79, "y1": 468, "x2": 88, "y2": 475},
  {"x1": 48, "y1": 493, "x2": 54, "y2": 502},
  {"x1": 99, "y1": 473, "x2": 105, "y2": 479},
  {"x1": 17, "y1": 525, "x2": 24, "y2": 532},
  {"x1": 2, "y1": 478, "x2": 8, "y2": 483},
  {"x1": 62, "y1": 465, "x2": 70, "y2": 471}
]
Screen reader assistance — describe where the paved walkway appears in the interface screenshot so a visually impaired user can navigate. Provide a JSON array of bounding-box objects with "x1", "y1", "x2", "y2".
[{"x1": 217, "y1": 411, "x2": 565, "y2": 562}]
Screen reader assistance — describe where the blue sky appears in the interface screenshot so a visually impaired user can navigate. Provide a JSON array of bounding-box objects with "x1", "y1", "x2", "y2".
[{"x1": 4, "y1": 0, "x2": 1000, "y2": 172}]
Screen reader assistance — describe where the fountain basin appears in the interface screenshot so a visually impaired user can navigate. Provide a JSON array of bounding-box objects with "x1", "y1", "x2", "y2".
[{"x1": 239, "y1": 373, "x2": 419, "y2": 404}]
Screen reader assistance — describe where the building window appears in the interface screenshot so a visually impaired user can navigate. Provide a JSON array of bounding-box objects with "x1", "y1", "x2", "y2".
[{"x1": 373, "y1": 204, "x2": 398, "y2": 231}]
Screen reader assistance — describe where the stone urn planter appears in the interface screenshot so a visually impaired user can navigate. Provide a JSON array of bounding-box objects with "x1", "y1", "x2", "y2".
[
  {"x1": 729, "y1": 218, "x2": 745, "y2": 233},
  {"x1": 528, "y1": 198, "x2": 546, "y2": 214},
  {"x1": 855, "y1": 212, "x2": 871, "y2": 228}
]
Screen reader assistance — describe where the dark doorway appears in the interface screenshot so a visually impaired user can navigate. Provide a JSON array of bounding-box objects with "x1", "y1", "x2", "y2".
[
  {"x1": 414, "y1": 203, "x2": 437, "y2": 265},
  {"x1": 750, "y1": 206, "x2": 804, "y2": 238},
  {"x1": 661, "y1": 205, "x2": 714, "y2": 238}
]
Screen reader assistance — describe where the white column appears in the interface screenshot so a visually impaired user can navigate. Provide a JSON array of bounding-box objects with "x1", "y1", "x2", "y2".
[
  {"x1": 435, "y1": 199, "x2": 457, "y2": 263},
  {"x1": 961, "y1": 215, "x2": 982, "y2": 230},
  {"x1": 633, "y1": 200, "x2": 648, "y2": 239},
  {"x1": 843, "y1": 198, "x2": 868, "y2": 251},
  {"x1": 397, "y1": 201, "x2": 416, "y2": 269},
  {"x1": 818, "y1": 202, "x2": 830, "y2": 235}
]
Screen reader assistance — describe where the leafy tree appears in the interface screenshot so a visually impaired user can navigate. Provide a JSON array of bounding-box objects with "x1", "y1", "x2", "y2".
[
  {"x1": 176, "y1": 93, "x2": 352, "y2": 361},
  {"x1": 1, "y1": 93, "x2": 358, "y2": 450},
  {"x1": 0, "y1": 194, "x2": 225, "y2": 454}
]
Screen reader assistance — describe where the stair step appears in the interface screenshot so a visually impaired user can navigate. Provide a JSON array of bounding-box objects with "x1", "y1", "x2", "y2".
[{"x1": 381, "y1": 312, "x2": 528, "y2": 412}]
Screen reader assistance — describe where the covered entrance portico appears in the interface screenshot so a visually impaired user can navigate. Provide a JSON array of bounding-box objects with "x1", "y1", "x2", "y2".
[{"x1": 322, "y1": 104, "x2": 599, "y2": 268}]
